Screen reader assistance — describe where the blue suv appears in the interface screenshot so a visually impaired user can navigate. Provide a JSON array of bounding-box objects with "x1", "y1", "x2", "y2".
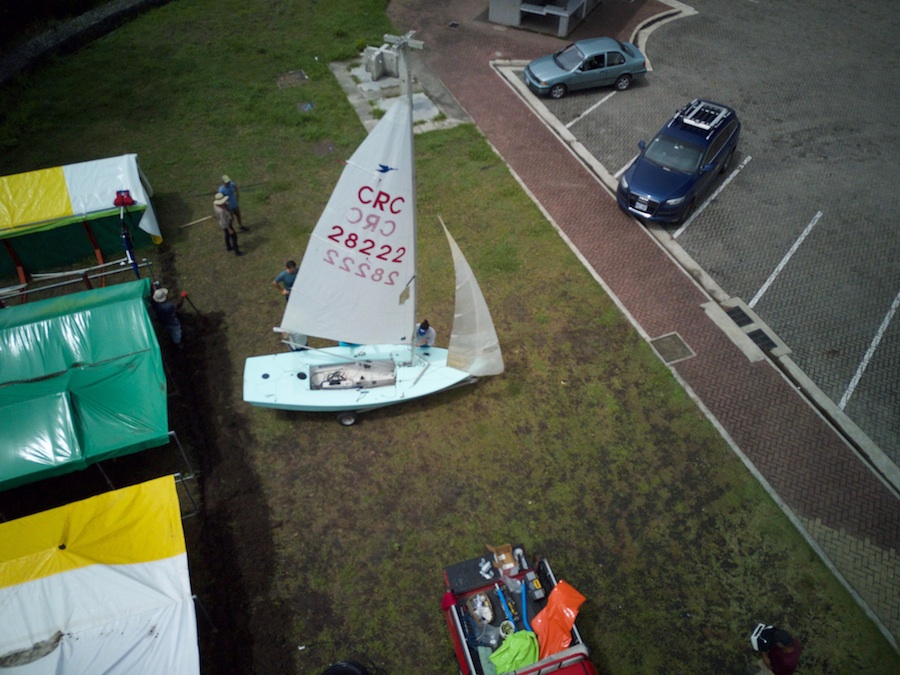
[{"x1": 617, "y1": 100, "x2": 740, "y2": 224}]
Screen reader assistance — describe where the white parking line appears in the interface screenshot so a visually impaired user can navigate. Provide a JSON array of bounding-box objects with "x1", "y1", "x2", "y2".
[
  {"x1": 839, "y1": 288, "x2": 900, "y2": 410},
  {"x1": 748, "y1": 210, "x2": 822, "y2": 309},
  {"x1": 566, "y1": 91, "x2": 616, "y2": 129},
  {"x1": 615, "y1": 154, "x2": 640, "y2": 179},
  {"x1": 673, "y1": 155, "x2": 752, "y2": 238}
]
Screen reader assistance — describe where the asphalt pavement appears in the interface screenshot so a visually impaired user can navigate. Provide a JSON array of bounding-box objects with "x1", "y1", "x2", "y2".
[{"x1": 387, "y1": 0, "x2": 900, "y2": 649}]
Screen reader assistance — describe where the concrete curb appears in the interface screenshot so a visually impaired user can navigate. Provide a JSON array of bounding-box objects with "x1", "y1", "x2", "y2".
[{"x1": 0, "y1": 0, "x2": 172, "y2": 85}]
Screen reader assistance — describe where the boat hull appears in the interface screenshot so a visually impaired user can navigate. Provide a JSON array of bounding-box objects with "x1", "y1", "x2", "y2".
[{"x1": 243, "y1": 345, "x2": 475, "y2": 413}]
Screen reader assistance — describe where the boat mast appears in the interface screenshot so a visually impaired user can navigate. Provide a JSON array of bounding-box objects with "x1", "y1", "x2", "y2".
[{"x1": 384, "y1": 31, "x2": 424, "y2": 364}]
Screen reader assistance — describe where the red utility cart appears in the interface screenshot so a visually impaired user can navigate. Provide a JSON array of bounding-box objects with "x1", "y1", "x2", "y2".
[{"x1": 442, "y1": 547, "x2": 598, "y2": 675}]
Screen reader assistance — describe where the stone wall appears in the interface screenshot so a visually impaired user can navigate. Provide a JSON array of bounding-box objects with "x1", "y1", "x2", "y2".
[{"x1": 0, "y1": 0, "x2": 172, "y2": 84}]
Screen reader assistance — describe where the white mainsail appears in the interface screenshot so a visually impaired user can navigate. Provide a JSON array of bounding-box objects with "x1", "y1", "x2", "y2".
[
  {"x1": 443, "y1": 222, "x2": 504, "y2": 376},
  {"x1": 280, "y1": 99, "x2": 416, "y2": 346}
]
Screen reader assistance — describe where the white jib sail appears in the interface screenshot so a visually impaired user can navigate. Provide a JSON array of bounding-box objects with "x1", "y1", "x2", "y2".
[
  {"x1": 442, "y1": 221, "x2": 504, "y2": 376},
  {"x1": 281, "y1": 98, "x2": 416, "y2": 346}
]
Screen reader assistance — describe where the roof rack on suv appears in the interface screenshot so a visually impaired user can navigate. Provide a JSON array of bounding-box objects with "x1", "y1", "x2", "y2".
[{"x1": 678, "y1": 99, "x2": 730, "y2": 131}]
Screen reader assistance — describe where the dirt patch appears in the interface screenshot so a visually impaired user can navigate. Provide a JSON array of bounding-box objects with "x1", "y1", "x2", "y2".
[{"x1": 312, "y1": 140, "x2": 338, "y2": 156}]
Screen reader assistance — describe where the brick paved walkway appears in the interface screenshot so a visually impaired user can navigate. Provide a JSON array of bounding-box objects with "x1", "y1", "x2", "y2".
[{"x1": 388, "y1": 0, "x2": 900, "y2": 646}]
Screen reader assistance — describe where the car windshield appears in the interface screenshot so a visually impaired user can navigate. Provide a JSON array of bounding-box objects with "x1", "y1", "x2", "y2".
[
  {"x1": 554, "y1": 44, "x2": 585, "y2": 71},
  {"x1": 643, "y1": 134, "x2": 704, "y2": 173},
  {"x1": 617, "y1": 40, "x2": 634, "y2": 57}
]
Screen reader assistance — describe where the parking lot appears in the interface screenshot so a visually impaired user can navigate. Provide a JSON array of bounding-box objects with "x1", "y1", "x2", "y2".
[{"x1": 514, "y1": 0, "x2": 899, "y2": 460}]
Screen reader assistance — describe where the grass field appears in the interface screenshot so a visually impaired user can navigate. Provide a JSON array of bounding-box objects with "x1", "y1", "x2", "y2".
[{"x1": 1, "y1": 1, "x2": 897, "y2": 673}]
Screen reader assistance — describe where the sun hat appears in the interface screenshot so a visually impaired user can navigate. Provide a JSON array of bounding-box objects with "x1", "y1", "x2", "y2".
[
  {"x1": 214, "y1": 193, "x2": 228, "y2": 205},
  {"x1": 221, "y1": 174, "x2": 230, "y2": 183},
  {"x1": 153, "y1": 288, "x2": 169, "y2": 302}
]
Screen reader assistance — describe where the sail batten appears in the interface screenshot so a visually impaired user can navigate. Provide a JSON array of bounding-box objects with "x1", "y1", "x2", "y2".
[{"x1": 281, "y1": 99, "x2": 417, "y2": 345}]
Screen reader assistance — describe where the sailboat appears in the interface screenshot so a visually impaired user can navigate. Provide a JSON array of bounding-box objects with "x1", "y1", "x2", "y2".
[{"x1": 242, "y1": 36, "x2": 503, "y2": 425}]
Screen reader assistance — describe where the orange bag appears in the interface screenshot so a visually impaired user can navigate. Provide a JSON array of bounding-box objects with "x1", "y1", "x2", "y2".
[{"x1": 530, "y1": 580, "x2": 586, "y2": 661}]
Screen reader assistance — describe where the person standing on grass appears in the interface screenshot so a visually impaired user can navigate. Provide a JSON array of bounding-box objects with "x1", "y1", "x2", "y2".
[
  {"x1": 214, "y1": 193, "x2": 244, "y2": 256},
  {"x1": 150, "y1": 287, "x2": 186, "y2": 346},
  {"x1": 219, "y1": 174, "x2": 248, "y2": 231},
  {"x1": 273, "y1": 260, "x2": 298, "y2": 300}
]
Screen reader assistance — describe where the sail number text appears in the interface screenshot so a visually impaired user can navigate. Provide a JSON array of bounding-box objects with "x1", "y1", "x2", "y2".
[
  {"x1": 358, "y1": 186, "x2": 404, "y2": 215},
  {"x1": 323, "y1": 249, "x2": 400, "y2": 285},
  {"x1": 320, "y1": 186, "x2": 408, "y2": 285},
  {"x1": 326, "y1": 226, "x2": 406, "y2": 262},
  {"x1": 344, "y1": 202, "x2": 400, "y2": 237}
]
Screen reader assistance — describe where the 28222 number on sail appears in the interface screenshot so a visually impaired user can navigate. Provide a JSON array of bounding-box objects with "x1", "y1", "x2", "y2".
[
  {"x1": 326, "y1": 225, "x2": 406, "y2": 262},
  {"x1": 322, "y1": 249, "x2": 400, "y2": 285}
]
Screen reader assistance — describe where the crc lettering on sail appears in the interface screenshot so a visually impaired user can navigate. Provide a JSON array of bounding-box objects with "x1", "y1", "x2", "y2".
[{"x1": 282, "y1": 99, "x2": 416, "y2": 345}]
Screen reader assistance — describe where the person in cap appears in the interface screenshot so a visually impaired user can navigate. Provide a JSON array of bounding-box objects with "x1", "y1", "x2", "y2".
[
  {"x1": 273, "y1": 260, "x2": 298, "y2": 300},
  {"x1": 414, "y1": 320, "x2": 436, "y2": 349},
  {"x1": 754, "y1": 626, "x2": 802, "y2": 675},
  {"x1": 150, "y1": 287, "x2": 186, "y2": 346},
  {"x1": 218, "y1": 174, "x2": 248, "y2": 231},
  {"x1": 214, "y1": 192, "x2": 244, "y2": 256}
]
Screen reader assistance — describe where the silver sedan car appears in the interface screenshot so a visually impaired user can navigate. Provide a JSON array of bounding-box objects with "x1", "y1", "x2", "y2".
[{"x1": 525, "y1": 37, "x2": 647, "y2": 99}]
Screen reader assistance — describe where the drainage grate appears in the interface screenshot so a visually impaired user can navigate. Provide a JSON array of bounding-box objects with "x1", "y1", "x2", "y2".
[
  {"x1": 650, "y1": 333, "x2": 695, "y2": 364},
  {"x1": 747, "y1": 328, "x2": 777, "y2": 352},
  {"x1": 713, "y1": 299, "x2": 791, "y2": 358},
  {"x1": 726, "y1": 306, "x2": 753, "y2": 328}
]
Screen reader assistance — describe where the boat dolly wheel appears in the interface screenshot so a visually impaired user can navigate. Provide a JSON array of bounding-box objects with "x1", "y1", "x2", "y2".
[{"x1": 337, "y1": 411, "x2": 359, "y2": 426}]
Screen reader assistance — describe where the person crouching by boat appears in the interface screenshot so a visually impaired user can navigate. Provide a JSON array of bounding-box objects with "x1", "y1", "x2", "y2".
[
  {"x1": 214, "y1": 193, "x2": 244, "y2": 256},
  {"x1": 415, "y1": 320, "x2": 436, "y2": 351},
  {"x1": 151, "y1": 287, "x2": 186, "y2": 346},
  {"x1": 287, "y1": 332, "x2": 308, "y2": 351}
]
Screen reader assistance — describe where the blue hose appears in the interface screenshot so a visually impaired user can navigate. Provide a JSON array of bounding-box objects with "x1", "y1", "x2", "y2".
[
  {"x1": 521, "y1": 580, "x2": 532, "y2": 631},
  {"x1": 495, "y1": 583, "x2": 516, "y2": 629}
]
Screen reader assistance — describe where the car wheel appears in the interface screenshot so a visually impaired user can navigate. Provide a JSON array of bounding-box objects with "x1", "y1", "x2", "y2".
[
  {"x1": 549, "y1": 83, "x2": 567, "y2": 99},
  {"x1": 337, "y1": 412, "x2": 358, "y2": 426},
  {"x1": 721, "y1": 147, "x2": 735, "y2": 174},
  {"x1": 614, "y1": 74, "x2": 633, "y2": 91},
  {"x1": 678, "y1": 198, "x2": 696, "y2": 225}
]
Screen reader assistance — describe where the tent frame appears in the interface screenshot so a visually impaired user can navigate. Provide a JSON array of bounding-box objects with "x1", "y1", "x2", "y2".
[{"x1": 0, "y1": 256, "x2": 156, "y2": 307}]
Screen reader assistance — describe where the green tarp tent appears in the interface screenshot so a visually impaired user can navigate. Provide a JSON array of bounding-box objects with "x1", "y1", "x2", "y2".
[{"x1": 0, "y1": 279, "x2": 168, "y2": 491}]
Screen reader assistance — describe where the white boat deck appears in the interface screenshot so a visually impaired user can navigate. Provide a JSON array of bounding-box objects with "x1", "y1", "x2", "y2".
[{"x1": 243, "y1": 344, "x2": 475, "y2": 414}]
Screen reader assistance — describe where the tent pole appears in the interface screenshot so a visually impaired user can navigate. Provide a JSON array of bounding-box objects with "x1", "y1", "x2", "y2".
[
  {"x1": 168, "y1": 431, "x2": 196, "y2": 480},
  {"x1": 119, "y1": 207, "x2": 141, "y2": 279},
  {"x1": 81, "y1": 219, "x2": 105, "y2": 266},
  {"x1": 2, "y1": 240, "x2": 29, "y2": 303},
  {"x1": 95, "y1": 462, "x2": 115, "y2": 491},
  {"x1": 81, "y1": 219, "x2": 107, "y2": 287},
  {"x1": 1, "y1": 259, "x2": 152, "y2": 303},
  {"x1": 192, "y1": 595, "x2": 218, "y2": 633},
  {"x1": 174, "y1": 472, "x2": 200, "y2": 518}
]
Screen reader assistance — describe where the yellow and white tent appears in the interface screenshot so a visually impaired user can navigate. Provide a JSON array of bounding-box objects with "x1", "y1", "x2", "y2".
[
  {"x1": 0, "y1": 154, "x2": 160, "y2": 239},
  {"x1": 0, "y1": 476, "x2": 200, "y2": 674},
  {"x1": 0, "y1": 155, "x2": 161, "y2": 280}
]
